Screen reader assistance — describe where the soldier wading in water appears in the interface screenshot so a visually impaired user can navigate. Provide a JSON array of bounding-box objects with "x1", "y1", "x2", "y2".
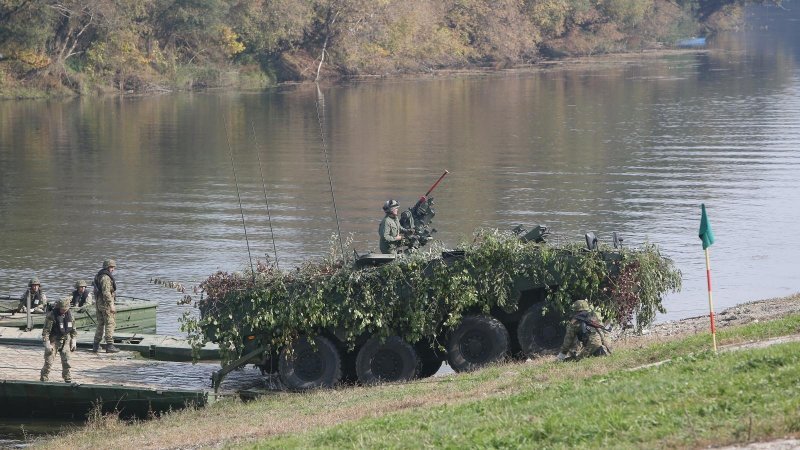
[
  {"x1": 557, "y1": 299, "x2": 611, "y2": 361},
  {"x1": 92, "y1": 259, "x2": 120, "y2": 353},
  {"x1": 40, "y1": 297, "x2": 78, "y2": 382}
]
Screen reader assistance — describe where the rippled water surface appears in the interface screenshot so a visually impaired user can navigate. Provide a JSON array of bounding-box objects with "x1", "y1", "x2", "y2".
[{"x1": 2, "y1": 6, "x2": 799, "y2": 336}]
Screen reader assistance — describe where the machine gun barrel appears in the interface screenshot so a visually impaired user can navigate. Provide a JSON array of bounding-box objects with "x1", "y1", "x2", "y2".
[{"x1": 424, "y1": 170, "x2": 449, "y2": 197}]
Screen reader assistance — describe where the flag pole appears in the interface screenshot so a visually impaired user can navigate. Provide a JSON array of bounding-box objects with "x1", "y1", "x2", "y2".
[{"x1": 704, "y1": 247, "x2": 717, "y2": 353}]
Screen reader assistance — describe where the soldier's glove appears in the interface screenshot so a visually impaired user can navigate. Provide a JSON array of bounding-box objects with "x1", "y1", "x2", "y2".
[
  {"x1": 556, "y1": 352, "x2": 568, "y2": 361},
  {"x1": 110, "y1": 304, "x2": 116, "y2": 314},
  {"x1": 70, "y1": 340, "x2": 76, "y2": 352}
]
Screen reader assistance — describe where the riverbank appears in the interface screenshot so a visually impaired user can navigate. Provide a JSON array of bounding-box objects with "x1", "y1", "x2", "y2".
[
  {"x1": 2, "y1": 0, "x2": 728, "y2": 100},
  {"x1": 24, "y1": 292, "x2": 800, "y2": 449},
  {"x1": 1, "y1": 46, "x2": 712, "y2": 101}
]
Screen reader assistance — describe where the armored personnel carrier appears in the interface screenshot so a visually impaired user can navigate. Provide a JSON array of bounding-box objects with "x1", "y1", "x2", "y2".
[{"x1": 190, "y1": 192, "x2": 680, "y2": 391}]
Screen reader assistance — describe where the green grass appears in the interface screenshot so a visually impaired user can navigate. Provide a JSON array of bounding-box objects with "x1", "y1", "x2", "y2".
[
  {"x1": 45, "y1": 311, "x2": 800, "y2": 449},
  {"x1": 257, "y1": 345, "x2": 800, "y2": 448}
]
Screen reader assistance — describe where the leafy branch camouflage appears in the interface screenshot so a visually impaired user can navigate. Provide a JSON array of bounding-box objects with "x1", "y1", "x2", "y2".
[{"x1": 182, "y1": 229, "x2": 681, "y2": 366}]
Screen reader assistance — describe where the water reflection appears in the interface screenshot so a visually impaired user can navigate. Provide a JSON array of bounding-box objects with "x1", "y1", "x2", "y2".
[{"x1": 1, "y1": 5, "x2": 799, "y2": 335}]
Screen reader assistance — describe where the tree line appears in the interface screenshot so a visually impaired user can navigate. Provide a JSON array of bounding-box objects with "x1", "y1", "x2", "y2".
[{"x1": 0, "y1": 0, "x2": 744, "y2": 97}]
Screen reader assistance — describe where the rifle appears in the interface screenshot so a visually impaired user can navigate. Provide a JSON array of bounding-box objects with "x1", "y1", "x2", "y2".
[
  {"x1": 399, "y1": 170, "x2": 449, "y2": 251},
  {"x1": 574, "y1": 313, "x2": 613, "y2": 355}
]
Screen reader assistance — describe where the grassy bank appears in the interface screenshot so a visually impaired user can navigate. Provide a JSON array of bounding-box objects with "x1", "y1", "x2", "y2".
[{"x1": 41, "y1": 297, "x2": 800, "y2": 449}]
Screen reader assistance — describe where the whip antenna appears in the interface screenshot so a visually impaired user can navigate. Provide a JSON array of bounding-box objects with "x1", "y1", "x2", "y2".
[
  {"x1": 250, "y1": 122, "x2": 280, "y2": 270},
  {"x1": 223, "y1": 117, "x2": 255, "y2": 280},
  {"x1": 315, "y1": 82, "x2": 345, "y2": 259}
]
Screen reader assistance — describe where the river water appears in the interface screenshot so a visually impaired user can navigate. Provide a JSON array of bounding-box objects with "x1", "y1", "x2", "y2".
[{"x1": 1, "y1": 6, "x2": 799, "y2": 339}]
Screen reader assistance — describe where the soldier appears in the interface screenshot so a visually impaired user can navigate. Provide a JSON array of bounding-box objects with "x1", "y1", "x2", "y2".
[
  {"x1": 70, "y1": 280, "x2": 92, "y2": 308},
  {"x1": 17, "y1": 277, "x2": 47, "y2": 313},
  {"x1": 378, "y1": 199, "x2": 409, "y2": 254},
  {"x1": 556, "y1": 299, "x2": 610, "y2": 361},
  {"x1": 92, "y1": 259, "x2": 119, "y2": 353},
  {"x1": 40, "y1": 297, "x2": 78, "y2": 382}
]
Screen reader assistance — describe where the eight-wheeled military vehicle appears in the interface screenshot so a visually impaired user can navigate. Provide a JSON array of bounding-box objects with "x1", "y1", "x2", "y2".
[{"x1": 197, "y1": 173, "x2": 679, "y2": 391}]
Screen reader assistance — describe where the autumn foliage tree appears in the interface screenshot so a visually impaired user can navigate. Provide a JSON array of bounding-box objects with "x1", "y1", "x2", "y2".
[{"x1": 0, "y1": 0, "x2": 745, "y2": 96}]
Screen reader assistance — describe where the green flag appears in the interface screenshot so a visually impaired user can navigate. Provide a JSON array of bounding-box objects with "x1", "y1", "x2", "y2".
[{"x1": 699, "y1": 203, "x2": 715, "y2": 249}]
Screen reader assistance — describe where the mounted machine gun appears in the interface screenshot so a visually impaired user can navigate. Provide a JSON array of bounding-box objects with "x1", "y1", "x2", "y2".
[{"x1": 399, "y1": 170, "x2": 448, "y2": 251}]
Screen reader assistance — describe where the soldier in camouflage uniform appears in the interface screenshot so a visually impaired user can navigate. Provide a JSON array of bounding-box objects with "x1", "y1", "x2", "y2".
[
  {"x1": 40, "y1": 297, "x2": 78, "y2": 382},
  {"x1": 17, "y1": 277, "x2": 47, "y2": 313},
  {"x1": 70, "y1": 280, "x2": 92, "y2": 308},
  {"x1": 378, "y1": 199, "x2": 409, "y2": 254},
  {"x1": 92, "y1": 259, "x2": 119, "y2": 353},
  {"x1": 557, "y1": 299, "x2": 610, "y2": 361}
]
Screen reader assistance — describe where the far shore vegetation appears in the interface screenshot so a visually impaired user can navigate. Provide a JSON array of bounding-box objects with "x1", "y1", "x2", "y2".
[
  {"x1": 39, "y1": 293, "x2": 800, "y2": 449},
  {"x1": 1, "y1": 0, "x2": 751, "y2": 99}
]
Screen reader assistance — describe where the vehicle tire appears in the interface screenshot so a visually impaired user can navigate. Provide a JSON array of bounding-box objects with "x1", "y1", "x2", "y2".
[
  {"x1": 446, "y1": 315, "x2": 510, "y2": 372},
  {"x1": 517, "y1": 302, "x2": 566, "y2": 357},
  {"x1": 415, "y1": 343, "x2": 443, "y2": 379},
  {"x1": 356, "y1": 336, "x2": 418, "y2": 384},
  {"x1": 278, "y1": 336, "x2": 342, "y2": 390}
]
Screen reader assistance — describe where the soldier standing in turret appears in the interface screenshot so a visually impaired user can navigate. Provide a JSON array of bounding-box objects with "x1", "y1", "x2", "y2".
[
  {"x1": 70, "y1": 280, "x2": 92, "y2": 308},
  {"x1": 557, "y1": 299, "x2": 610, "y2": 361},
  {"x1": 17, "y1": 277, "x2": 47, "y2": 313},
  {"x1": 40, "y1": 297, "x2": 78, "y2": 382},
  {"x1": 378, "y1": 199, "x2": 409, "y2": 254},
  {"x1": 92, "y1": 259, "x2": 119, "y2": 353}
]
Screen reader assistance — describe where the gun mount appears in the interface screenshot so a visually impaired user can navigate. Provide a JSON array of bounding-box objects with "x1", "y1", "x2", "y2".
[{"x1": 399, "y1": 195, "x2": 437, "y2": 250}]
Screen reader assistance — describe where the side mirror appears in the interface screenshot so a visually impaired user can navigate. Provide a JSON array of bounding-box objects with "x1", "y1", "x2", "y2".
[
  {"x1": 585, "y1": 232, "x2": 598, "y2": 250},
  {"x1": 612, "y1": 232, "x2": 624, "y2": 249}
]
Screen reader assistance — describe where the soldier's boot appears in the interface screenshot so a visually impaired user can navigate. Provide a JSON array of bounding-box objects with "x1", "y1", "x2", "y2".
[
  {"x1": 92, "y1": 341, "x2": 100, "y2": 353},
  {"x1": 105, "y1": 344, "x2": 120, "y2": 353},
  {"x1": 40, "y1": 368, "x2": 49, "y2": 382},
  {"x1": 63, "y1": 368, "x2": 72, "y2": 383}
]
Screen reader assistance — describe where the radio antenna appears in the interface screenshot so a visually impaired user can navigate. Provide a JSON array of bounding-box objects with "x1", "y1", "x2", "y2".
[
  {"x1": 223, "y1": 117, "x2": 255, "y2": 281},
  {"x1": 315, "y1": 82, "x2": 345, "y2": 259},
  {"x1": 250, "y1": 121, "x2": 280, "y2": 270}
]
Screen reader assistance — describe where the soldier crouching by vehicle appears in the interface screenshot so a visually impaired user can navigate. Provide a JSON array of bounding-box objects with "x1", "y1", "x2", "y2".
[
  {"x1": 17, "y1": 277, "x2": 47, "y2": 313},
  {"x1": 557, "y1": 299, "x2": 611, "y2": 361},
  {"x1": 40, "y1": 297, "x2": 78, "y2": 383}
]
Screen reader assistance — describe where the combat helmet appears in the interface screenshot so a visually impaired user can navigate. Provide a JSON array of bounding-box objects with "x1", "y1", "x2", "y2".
[
  {"x1": 383, "y1": 199, "x2": 400, "y2": 212},
  {"x1": 571, "y1": 299, "x2": 590, "y2": 312},
  {"x1": 29, "y1": 277, "x2": 41, "y2": 286},
  {"x1": 74, "y1": 280, "x2": 88, "y2": 289},
  {"x1": 57, "y1": 297, "x2": 71, "y2": 310},
  {"x1": 103, "y1": 259, "x2": 117, "y2": 269}
]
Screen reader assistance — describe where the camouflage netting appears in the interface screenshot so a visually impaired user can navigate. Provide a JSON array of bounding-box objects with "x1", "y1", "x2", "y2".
[{"x1": 182, "y1": 229, "x2": 681, "y2": 365}]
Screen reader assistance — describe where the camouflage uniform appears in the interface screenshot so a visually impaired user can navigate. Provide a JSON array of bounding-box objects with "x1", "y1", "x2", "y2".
[
  {"x1": 40, "y1": 298, "x2": 78, "y2": 382},
  {"x1": 93, "y1": 260, "x2": 118, "y2": 351},
  {"x1": 17, "y1": 278, "x2": 47, "y2": 313},
  {"x1": 559, "y1": 299, "x2": 609, "y2": 360},
  {"x1": 71, "y1": 280, "x2": 92, "y2": 308}
]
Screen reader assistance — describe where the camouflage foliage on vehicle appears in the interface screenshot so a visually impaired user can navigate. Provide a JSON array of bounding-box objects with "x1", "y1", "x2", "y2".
[{"x1": 181, "y1": 229, "x2": 681, "y2": 365}]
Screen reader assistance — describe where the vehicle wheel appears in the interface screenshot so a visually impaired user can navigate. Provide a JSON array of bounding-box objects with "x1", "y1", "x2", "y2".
[
  {"x1": 446, "y1": 315, "x2": 509, "y2": 372},
  {"x1": 517, "y1": 302, "x2": 566, "y2": 357},
  {"x1": 278, "y1": 336, "x2": 342, "y2": 390},
  {"x1": 415, "y1": 343, "x2": 443, "y2": 378},
  {"x1": 356, "y1": 336, "x2": 418, "y2": 384}
]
